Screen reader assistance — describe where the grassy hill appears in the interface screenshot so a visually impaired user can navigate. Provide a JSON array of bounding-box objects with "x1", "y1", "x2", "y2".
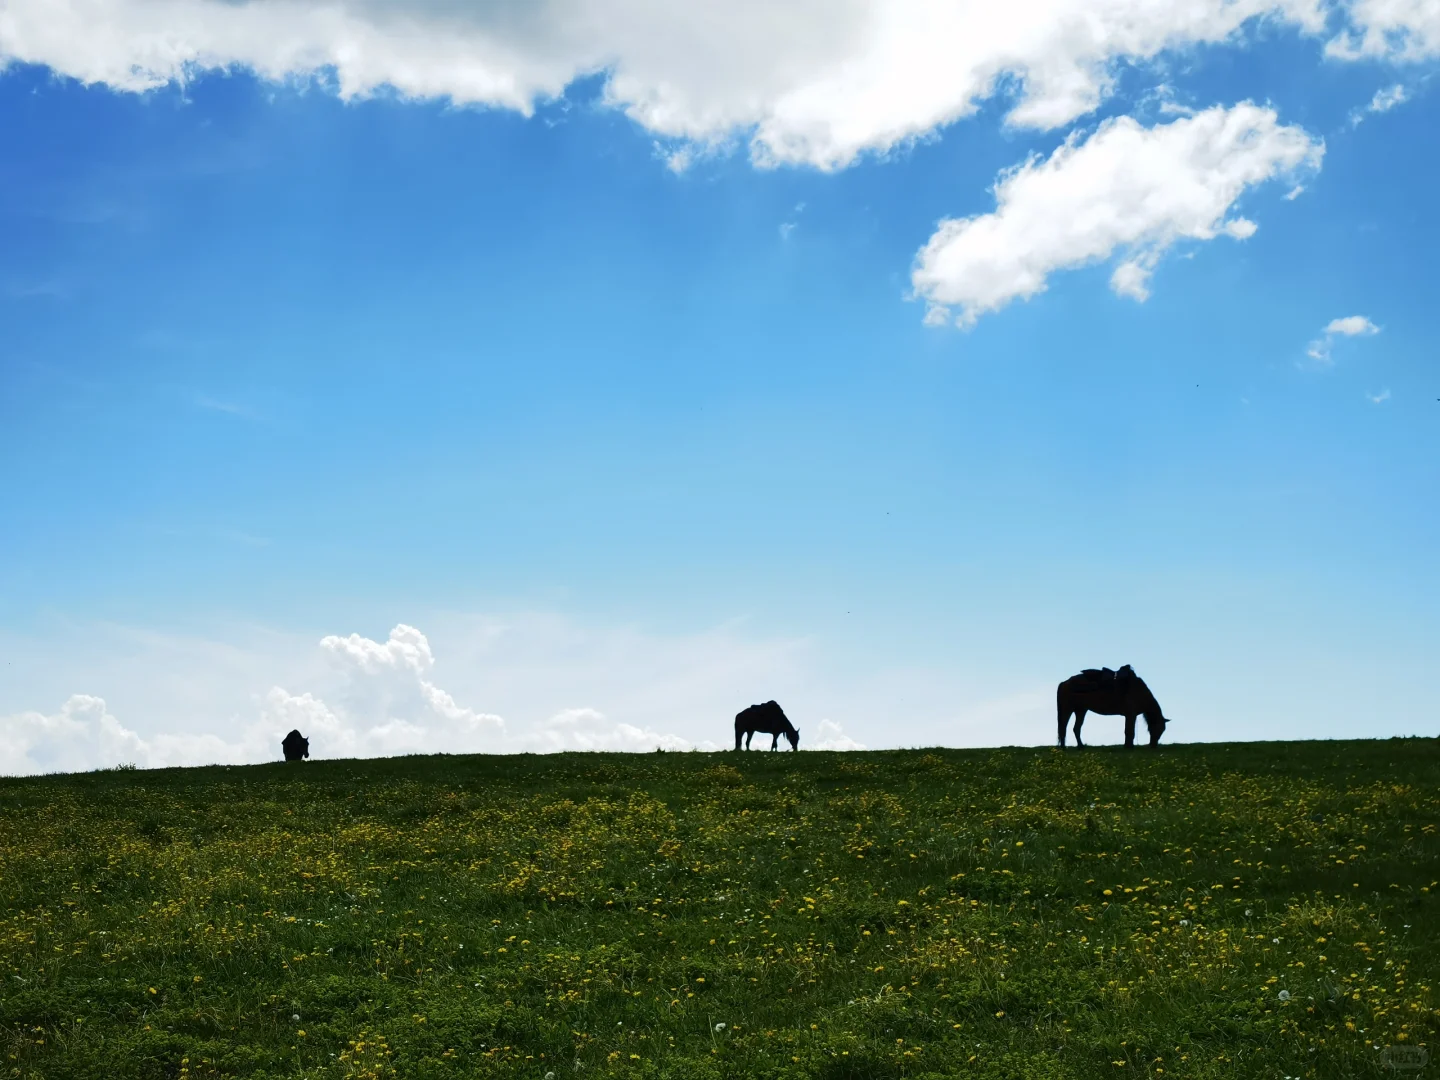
[{"x1": 2, "y1": 740, "x2": 1436, "y2": 1079}]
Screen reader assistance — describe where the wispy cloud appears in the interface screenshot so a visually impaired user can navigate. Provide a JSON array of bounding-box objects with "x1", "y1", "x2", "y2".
[
  {"x1": 779, "y1": 201, "x2": 806, "y2": 241},
  {"x1": 1369, "y1": 84, "x2": 1409, "y2": 112},
  {"x1": 1366, "y1": 388, "x2": 1391, "y2": 404},
  {"x1": 216, "y1": 528, "x2": 272, "y2": 548},
  {"x1": 1349, "y1": 83, "x2": 1409, "y2": 126},
  {"x1": 5, "y1": 279, "x2": 68, "y2": 300},
  {"x1": 1304, "y1": 314, "x2": 1380, "y2": 367},
  {"x1": 196, "y1": 395, "x2": 258, "y2": 420}
]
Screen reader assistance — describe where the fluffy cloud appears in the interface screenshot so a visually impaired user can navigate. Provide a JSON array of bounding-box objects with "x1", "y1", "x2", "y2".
[
  {"x1": 0, "y1": 0, "x2": 1331, "y2": 170},
  {"x1": 1306, "y1": 314, "x2": 1381, "y2": 364},
  {"x1": 1328, "y1": 0, "x2": 1440, "y2": 60},
  {"x1": 1325, "y1": 315, "x2": 1381, "y2": 336},
  {"x1": 912, "y1": 103, "x2": 1321, "y2": 327},
  {"x1": 525, "y1": 708, "x2": 698, "y2": 753},
  {"x1": 0, "y1": 694, "x2": 276, "y2": 774},
  {"x1": 320, "y1": 623, "x2": 435, "y2": 675},
  {"x1": 0, "y1": 695, "x2": 150, "y2": 775},
  {"x1": 0, "y1": 624, "x2": 706, "y2": 775},
  {"x1": 809, "y1": 719, "x2": 865, "y2": 751}
]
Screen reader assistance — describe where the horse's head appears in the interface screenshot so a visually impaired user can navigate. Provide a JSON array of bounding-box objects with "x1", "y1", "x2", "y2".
[
  {"x1": 786, "y1": 728, "x2": 799, "y2": 751},
  {"x1": 1144, "y1": 713, "x2": 1168, "y2": 746}
]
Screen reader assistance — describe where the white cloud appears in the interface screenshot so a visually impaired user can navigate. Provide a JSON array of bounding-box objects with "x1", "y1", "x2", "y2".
[
  {"x1": 288, "y1": 623, "x2": 707, "y2": 758},
  {"x1": 1367, "y1": 387, "x2": 1391, "y2": 403},
  {"x1": 1325, "y1": 314, "x2": 1381, "y2": 336},
  {"x1": 911, "y1": 103, "x2": 1322, "y2": 327},
  {"x1": 1368, "y1": 83, "x2": 1409, "y2": 112},
  {"x1": 0, "y1": 694, "x2": 278, "y2": 775},
  {"x1": 525, "y1": 708, "x2": 702, "y2": 753},
  {"x1": 0, "y1": 695, "x2": 149, "y2": 775},
  {"x1": 0, "y1": 0, "x2": 1331, "y2": 170},
  {"x1": 1283, "y1": 184, "x2": 1306, "y2": 200},
  {"x1": 320, "y1": 622, "x2": 435, "y2": 675},
  {"x1": 1348, "y1": 83, "x2": 1410, "y2": 126},
  {"x1": 809, "y1": 718, "x2": 865, "y2": 750},
  {"x1": 1328, "y1": 0, "x2": 1440, "y2": 60},
  {"x1": 779, "y1": 200, "x2": 806, "y2": 240},
  {"x1": 1304, "y1": 314, "x2": 1380, "y2": 366},
  {"x1": 0, "y1": 624, "x2": 713, "y2": 775}
]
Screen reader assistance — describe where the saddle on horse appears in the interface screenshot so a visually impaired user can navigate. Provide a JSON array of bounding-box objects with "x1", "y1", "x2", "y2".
[{"x1": 1078, "y1": 665, "x2": 1136, "y2": 689}]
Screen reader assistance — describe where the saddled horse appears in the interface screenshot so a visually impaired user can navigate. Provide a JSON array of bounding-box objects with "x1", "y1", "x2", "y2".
[
  {"x1": 734, "y1": 700, "x2": 800, "y2": 751},
  {"x1": 1057, "y1": 666, "x2": 1171, "y2": 748},
  {"x1": 281, "y1": 729, "x2": 310, "y2": 761}
]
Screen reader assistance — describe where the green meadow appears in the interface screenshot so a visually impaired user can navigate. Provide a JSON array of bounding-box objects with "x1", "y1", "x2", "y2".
[{"x1": 2, "y1": 740, "x2": 1436, "y2": 1079}]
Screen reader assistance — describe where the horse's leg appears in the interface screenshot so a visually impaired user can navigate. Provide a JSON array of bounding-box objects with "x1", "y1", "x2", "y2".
[
  {"x1": 1057, "y1": 705, "x2": 1070, "y2": 747},
  {"x1": 735, "y1": 727, "x2": 742, "y2": 752},
  {"x1": 745, "y1": 731, "x2": 753, "y2": 750},
  {"x1": 771, "y1": 733, "x2": 779, "y2": 751},
  {"x1": 1073, "y1": 710, "x2": 1087, "y2": 748},
  {"x1": 1124, "y1": 714, "x2": 1136, "y2": 748}
]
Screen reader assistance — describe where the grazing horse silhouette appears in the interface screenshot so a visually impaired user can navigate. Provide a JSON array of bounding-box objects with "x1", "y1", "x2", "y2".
[
  {"x1": 734, "y1": 700, "x2": 799, "y2": 751},
  {"x1": 281, "y1": 729, "x2": 310, "y2": 762},
  {"x1": 1057, "y1": 666, "x2": 1170, "y2": 748}
]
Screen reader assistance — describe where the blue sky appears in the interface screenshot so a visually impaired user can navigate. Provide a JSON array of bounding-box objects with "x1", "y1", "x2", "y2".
[{"x1": 1, "y1": 1, "x2": 1437, "y2": 771}]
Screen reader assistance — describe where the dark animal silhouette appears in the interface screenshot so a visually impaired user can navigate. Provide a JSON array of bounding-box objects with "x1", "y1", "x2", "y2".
[
  {"x1": 281, "y1": 729, "x2": 310, "y2": 762},
  {"x1": 734, "y1": 700, "x2": 799, "y2": 751},
  {"x1": 1056, "y1": 665, "x2": 1170, "y2": 748}
]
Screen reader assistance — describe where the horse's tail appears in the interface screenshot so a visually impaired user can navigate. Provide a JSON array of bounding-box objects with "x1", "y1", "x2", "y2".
[{"x1": 1055, "y1": 679, "x2": 1074, "y2": 710}]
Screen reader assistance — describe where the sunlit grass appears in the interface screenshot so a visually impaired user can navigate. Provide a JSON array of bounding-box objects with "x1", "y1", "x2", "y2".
[{"x1": 2, "y1": 741, "x2": 1436, "y2": 1078}]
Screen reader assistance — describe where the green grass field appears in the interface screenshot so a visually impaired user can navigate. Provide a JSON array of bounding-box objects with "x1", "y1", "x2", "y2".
[{"x1": 2, "y1": 740, "x2": 1437, "y2": 1079}]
